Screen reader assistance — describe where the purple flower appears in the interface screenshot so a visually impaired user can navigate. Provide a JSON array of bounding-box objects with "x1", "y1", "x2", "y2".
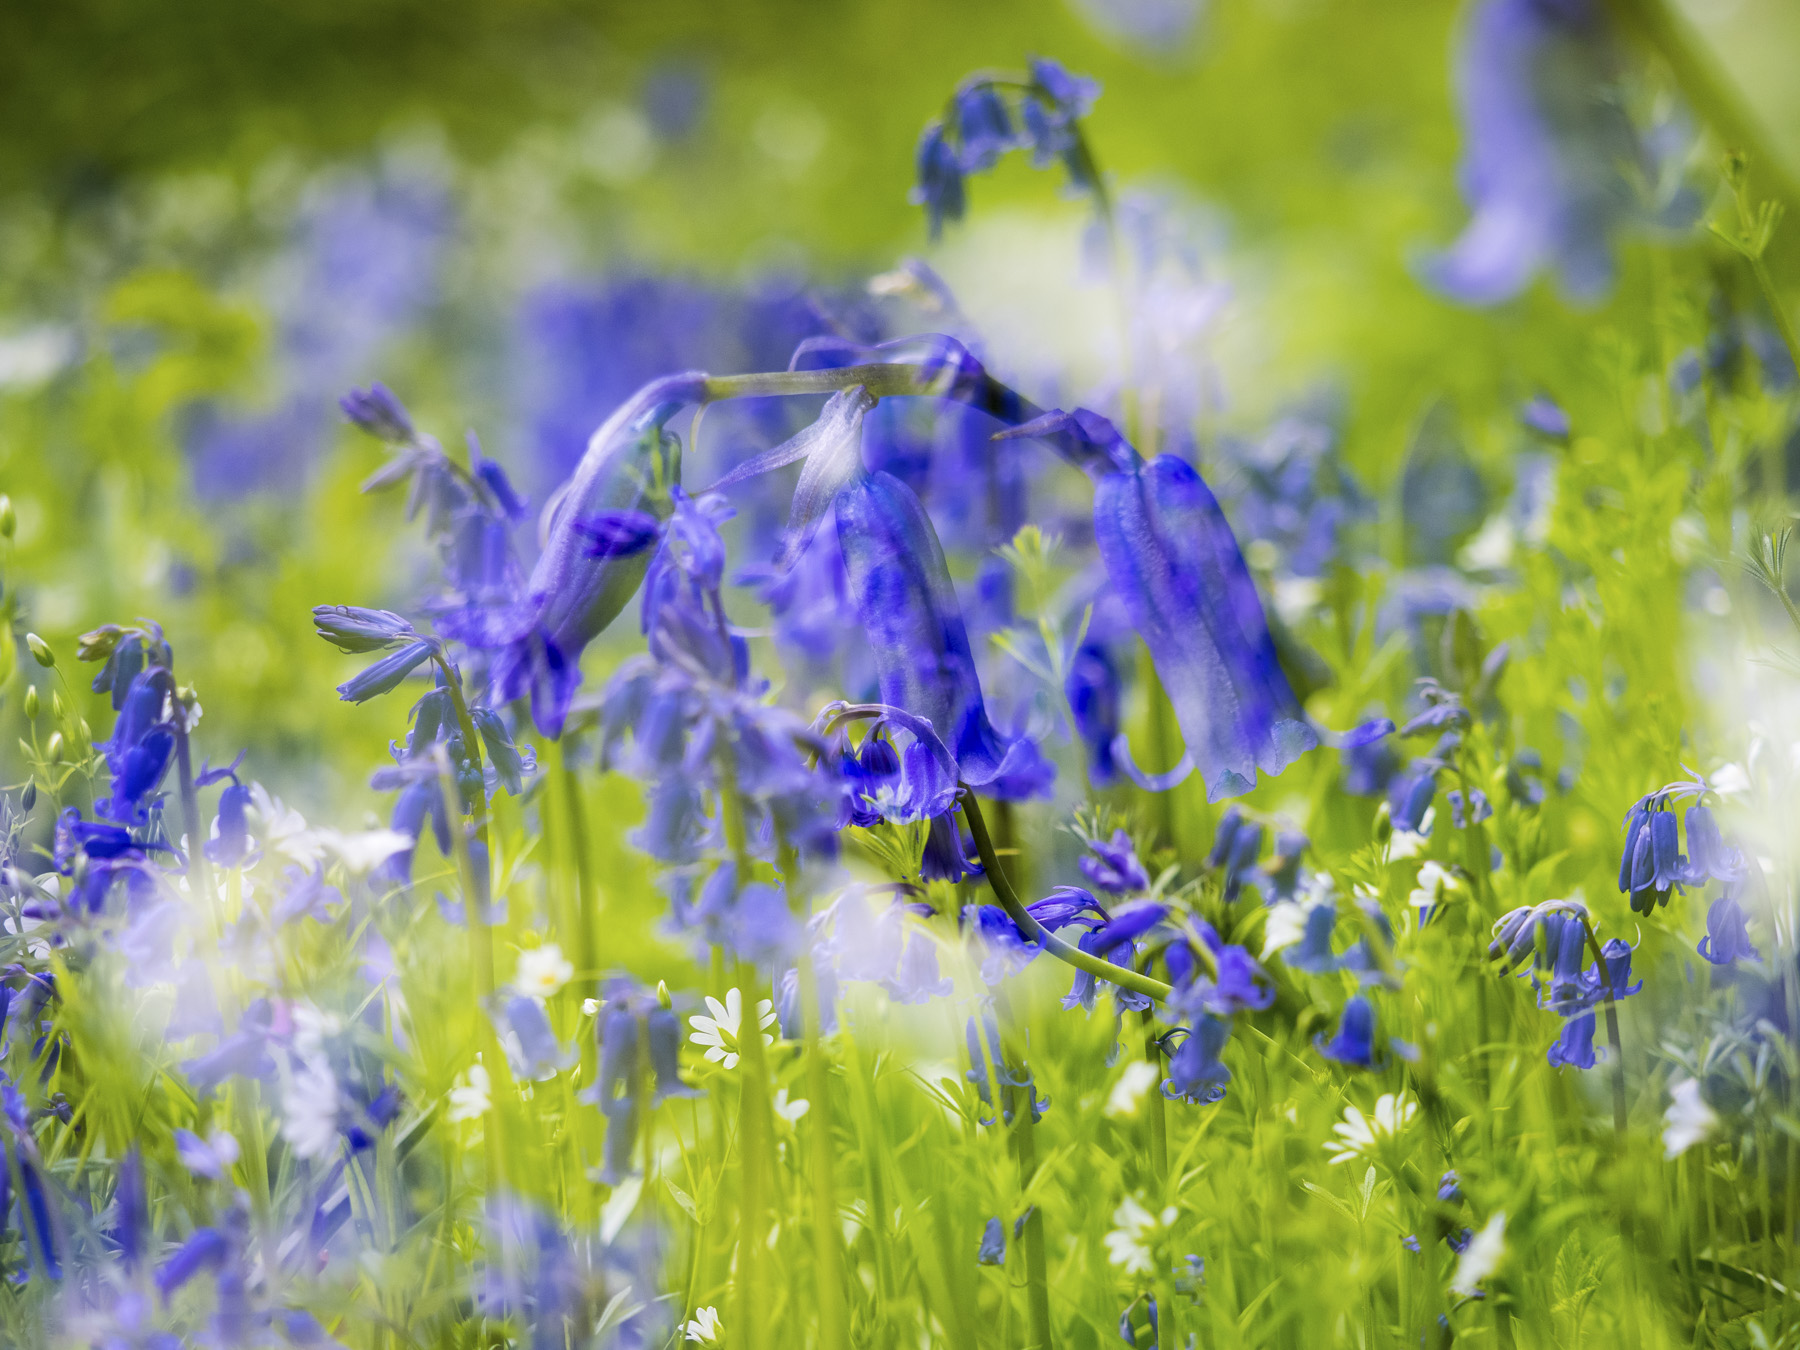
[
  {"x1": 1065, "y1": 641, "x2": 1124, "y2": 787},
  {"x1": 977, "y1": 1216, "x2": 1007, "y2": 1265},
  {"x1": 1316, "y1": 995, "x2": 1377, "y2": 1067},
  {"x1": 1163, "y1": 1016, "x2": 1232, "y2": 1104},
  {"x1": 1698, "y1": 892, "x2": 1760, "y2": 965},
  {"x1": 1080, "y1": 828, "x2": 1151, "y2": 895},
  {"x1": 1547, "y1": 1011, "x2": 1597, "y2": 1069},
  {"x1": 1092, "y1": 452, "x2": 1317, "y2": 800}
]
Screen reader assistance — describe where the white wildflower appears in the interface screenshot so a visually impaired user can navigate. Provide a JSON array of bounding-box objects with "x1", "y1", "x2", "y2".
[
  {"x1": 281, "y1": 1056, "x2": 341, "y2": 1160},
  {"x1": 683, "y1": 1306, "x2": 724, "y2": 1345},
  {"x1": 317, "y1": 827, "x2": 413, "y2": 874},
  {"x1": 291, "y1": 1003, "x2": 343, "y2": 1062},
  {"x1": 688, "y1": 988, "x2": 776, "y2": 1070},
  {"x1": 773, "y1": 1089, "x2": 811, "y2": 1125},
  {"x1": 1662, "y1": 1078, "x2": 1717, "y2": 1159},
  {"x1": 514, "y1": 943, "x2": 575, "y2": 1000},
  {"x1": 1104, "y1": 1061, "x2": 1160, "y2": 1119},
  {"x1": 1450, "y1": 1212, "x2": 1506, "y2": 1297},
  {"x1": 1103, "y1": 1194, "x2": 1178, "y2": 1277},
  {"x1": 250, "y1": 783, "x2": 324, "y2": 867},
  {"x1": 1408, "y1": 861, "x2": 1461, "y2": 916},
  {"x1": 1322, "y1": 1093, "x2": 1417, "y2": 1165},
  {"x1": 447, "y1": 1061, "x2": 492, "y2": 1124},
  {"x1": 1710, "y1": 762, "x2": 1752, "y2": 798}
]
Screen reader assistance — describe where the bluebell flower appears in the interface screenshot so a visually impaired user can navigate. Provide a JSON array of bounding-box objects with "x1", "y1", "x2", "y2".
[
  {"x1": 1699, "y1": 891, "x2": 1760, "y2": 965},
  {"x1": 1422, "y1": 0, "x2": 1686, "y2": 305},
  {"x1": 977, "y1": 1216, "x2": 1007, "y2": 1265},
  {"x1": 1682, "y1": 804, "x2": 1745, "y2": 885},
  {"x1": 1447, "y1": 789, "x2": 1492, "y2": 829},
  {"x1": 1342, "y1": 734, "x2": 1399, "y2": 797},
  {"x1": 113, "y1": 1147, "x2": 147, "y2": 1268},
  {"x1": 921, "y1": 810, "x2": 980, "y2": 883},
  {"x1": 1547, "y1": 1011, "x2": 1597, "y2": 1069},
  {"x1": 1316, "y1": 995, "x2": 1377, "y2": 1067},
  {"x1": 495, "y1": 374, "x2": 705, "y2": 735},
  {"x1": 912, "y1": 123, "x2": 966, "y2": 237},
  {"x1": 206, "y1": 782, "x2": 253, "y2": 868},
  {"x1": 835, "y1": 470, "x2": 1030, "y2": 787},
  {"x1": 954, "y1": 85, "x2": 1018, "y2": 172},
  {"x1": 1023, "y1": 58, "x2": 1101, "y2": 181},
  {"x1": 335, "y1": 639, "x2": 434, "y2": 704},
  {"x1": 1205, "y1": 808, "x2": 1264, "y2": 902},
  {"x1": 1438, "y1": 1170, "x2": 1463, "y2": 1204},
  {"x1": 1254, "y1": 831, "x2": 1308, "y2": 903},
  {"x1": 964, "y1": 904, "x2": 1040, "y2": 986},
  {"x1": 888, "y1": 931, "x2": 955, "y2": 1004},
  {"x1": 1521, "y1": 394, "x2": 1571, "y2": 439},
  {"x1": 1163, "y1": 1015, "x2": 1232, "y2": 1104},
  {"x1": 1091, "y1": 452, "x2": 1319, "y2": 800},
  {"x1": 1389, "y1": 764, "x2": 1438, "y2": 835},
  {"x1": 776, "y1": 959, "x2": 839, "y2": 1040},
  {"x1": 498, "y1": 995, "x2": 576, "y2": 1082},
  {"x1": 1080, "y1": 828, "x2": 1151, "y2": 895},
  {"x1": 1281, "y1": 902, "x2": 1342, "y2": 975},
  {"x1": 964, "y1": 1006, "x2": 1047, "y2": 1124},
  {"x1": 1199, "y1": 945, "x2": 1276, "y2": 1015},
  {"x1": 1065, "y1": 640, "x2": 1124, "y2": 786}
]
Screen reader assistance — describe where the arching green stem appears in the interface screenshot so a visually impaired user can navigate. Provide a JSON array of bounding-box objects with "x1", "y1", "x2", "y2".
[{"x1": 959, "y1": 788, "x2": 1172, "y2": 1002}]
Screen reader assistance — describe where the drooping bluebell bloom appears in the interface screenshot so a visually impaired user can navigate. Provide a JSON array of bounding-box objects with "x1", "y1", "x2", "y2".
[
  {"x1": 1023, "y1": 58, "x2": 1101, "y2": 184},
  {"x1": 1281, "y1": 902, "x2": 1342, "y2": 975},
  {"x1": 1342, "y1": 733, "x2": 1399, "y2": 798},
  {"x1": 921, "y1": 810, "x2": 980, "y2": 883},
  {"x1": 1200, "y1": 945, "x2": 1276, "y2": 1015},
  {"x1": 1438, "y1": 1171, "x2": 1463, "y2": 1204},
  {"x1": 97, "y1": 667, "x2": 179, "y2": 825},
  {"x1": 1423, "y1": 0, "x2": 1686, "y2": 305},
  {"x1": 1521, "y1": 394, "x2": 1571, "y2": 439},
  {"x1": 1316, "y1": 995, "x2": 1378, "y2": 1067},
  {"x1": 835, "y1": 470, "x2": 1029, "y2": 787},
  {"x1": 1389, "y1": 764, "x2": 1438, "y2": 835},
  {"x1": 1204, "y1": 808, "x2": 1265, "y2": 901},
  {"x1": 955, "y1": 85, "x2": 1018, "y2": 172},
  {"x1": 888, "y1": 930, "x2": 955, "y2": 1004},
  {"x1": 155, "y1": 1226, "x2": 230, "y2": 1302},
  {"x1": 1547, "y1": 1011, "x2": 1597, "y2": 1069},
  {"x1": 1091, "y1": 451, "x2": 1318, "y2": 800},
  {"x1": 113, "y1": 1147, "x2": 147, "y2": 1268},
  {"x1": 1065, "y1": 640, "x2": 1124, "y2": 787},
  {"x1": 964, "y1": 904, "x2": 1040, "y2": 986},
  {"x1": 1699, "y1": 892, "x2": 1760, "y2": 965},
  {"x1": 492, "y1": 374, "x2": 705, "y2": 736},
  {"x1": 335, "y1": 639, "x2": 435, "y2": 704},
  {"x1": 497, "y1": 996, "x2": 576, "y2": 1082},
  {"x1": 963, "y1": 1005, "x2": 1047, "y2": 1125},
  {"x1": 1163, "y1": 1015, "x2": 1232, "y2": 1104},
  {"x1": 1447, "y1": 789, "x2": 1492, "y2": 830},
  {"x1": 1682, "y1": 804, "x2": 1745, "y2": 885},
  {"x1": 1080, "y1": 828, "x2": 1151, "y2": 895},
  {"x1": 912, "y1": 123, "x2": 966, "y2": 238},
  {"x1": 206, "y1": 782, "x2": 254, "y2": 868},
  {"x1": 1253, "y1": 831, "x2": 1308, "y2": 903},
  {"x1": 977, "y1": 1216, "x2": 1007, "y2": 1265}
]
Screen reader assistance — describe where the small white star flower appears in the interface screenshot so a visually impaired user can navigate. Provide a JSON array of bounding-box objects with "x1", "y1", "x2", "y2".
[
  {"x1": 447, "y1": 1061, "x2": 491, "y2": 1123},
  {"x1": 514, "y1": 944, "x2": 575, "y2": 1000},
  {"x1": 1450, "y1": 1212, "x2": 1506, "y2": 1297},
  {"x1": 281, "y1": 1055, "x2": 341, "y2": 1161},
  {"x1": 1322, "y1": 1093, "x2": 1417, "y2": 1165},
  {"x1": 1103, "y1": 1194, "x2": 1179, "y2": 1276},
  {"x1": 683, "y1": 1306, "x2": 724, "y2": 1344},
  {"x1": 1104, "y1": 1061, "x2": 1160, "y2": 1119},
  {"x1": 773, "y1": 1089, "x2": 811, "y2": 1125},
  {"x1": 1662, "y1": 1078, "x2": 1717, "y2": 1159},
  {"x1": 688, "y1": 988, "x2": 776, "y2": 1071}
]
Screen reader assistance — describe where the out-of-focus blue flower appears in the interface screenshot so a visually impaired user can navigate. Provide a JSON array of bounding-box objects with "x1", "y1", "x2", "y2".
[
  {"x1": 1547, "y1": 1011, "x2": 1597, "y2": 1069},
  {"x1": 1080, "y1": 828, "x2": 1151, "y2": 895},
  {"x1": 964, "y1": 1005, "x2": 1047, "y2": 1125},
  {"x1": 912, "y1": 123, "x2": 966, "y2": 238},
  {"x1": 498, "y1": 996, "x2": 576, "y2": 1082},
  {"x1": 1438, "y1": 1170, "x2": 1463, "y2": 1204},
  {"x1": 1206, "y1": 809, "x2": 1264, "y2": 902},
  {"x1": 1447, "y1": 789, "x2": 1492, "y2": 830},
  {"x1": 954, "y1": 85, "x2": 1017, "y2": 172},
  {"x1": 1699, "y1": 891, "x2": 1760, "y2": 965},
  {"x1": 1281, "y1": 902, "x2": 1342, "y2": 975},
  {"x1": 1389, "y1": 764, "x2": 1439, "y2": 835},
  {"x1": 1163, "y1": 1015, "x2": 1232, "y2": 1104},
  {"x1": 1423, "y1": 0, "x2": 1693, "y2": 305},
  {"x1": 1316, "y1": 995, "x2": 1378, "y2": 1067},
  {"x1": 977, "y1": 1215, "x2": 1007, "y2": 1265},
  {"x1": 1065, "y1": 640, "x2": 1124, "y2": 787},
  {"x1": 1521, "y1": 394, "x2": 1571, "y2": 439},
  {"x1": 964, "y1": 904, "x2": 1040, "y2": 986},
  {"x1": 1060, "y1": 899, "x2": 1170, "y2": 1014}
]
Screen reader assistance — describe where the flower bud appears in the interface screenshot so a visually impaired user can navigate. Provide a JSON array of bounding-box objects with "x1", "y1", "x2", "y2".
[
  {"x1": 50, "y1": 690, "x2": 64, "y2": 721},
  {"x1": 0, "y1": 494, "x2": 14, "y2": 539},
  {"x1": 657, "y1": 979, "x2": 672, "y2": 1010},
  {"x1": 26, "y1": 633, "x2": 54, "y2": 668},
  {"x1": 45, "y1": 731, "x2": 64, "y2": 761},
  {"x1": 77, "y1": 624, "x2": 124, "y2": 663},
  {"x1": 20, "y1": 781, "x2": 35, "y2": 812},
  {"x1": 22, "y1": 685, "x2": 38, "y2": 720},
  {"x1": 1373, "y1": 800, "x2": 1393, "y2": 847}
]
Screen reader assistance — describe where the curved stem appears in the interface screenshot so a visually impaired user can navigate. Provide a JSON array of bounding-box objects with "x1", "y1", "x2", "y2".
[
  {"x1": 1577, "y1": 918, "x2": 1629, "y2": 1140},
  {"x1": 959, "y1": 787, "x2": 1172, "y2": 1002}
]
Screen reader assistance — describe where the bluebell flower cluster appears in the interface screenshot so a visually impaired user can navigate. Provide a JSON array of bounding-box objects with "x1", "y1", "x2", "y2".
[
  {"x1": 912, "y1": 59, "x2": 1103, "y2": 237},
  {"x1": 1491, "y1": 901, "x2": 1641, "y2": 1069}
]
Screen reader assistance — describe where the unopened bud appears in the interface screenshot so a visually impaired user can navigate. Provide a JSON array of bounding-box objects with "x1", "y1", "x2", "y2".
[
  {"x1": 75, "y1": 718, "x2": 91, "y2": 748},
  {"x1": 50, "y1": 690, "x2": 64, "y2": 721},
  {"x1": 0, "y1": 494, "x2": 14, "y2": 539},
  {"x1": 76, "y1": 624, "x2": 123, "y2": 663},
  {"x1": 20, "y1": 781, "x2": 35, "y2": 812},
  {"x1": 25, "y1": 633, "x2": 53, "y2": 668},
  {"x1": 657, "y1": 980, "x2": 672, "y2": 1010},
  {"x1": 1373, "y1": 801, "x2": 1393, "y2": 847},
  {"x1": 45, "y1": 731, "x2": 64, "y2": 761},
  {"x1": 580, "y1": 998, "x2": 599, "y2": 1017},
  {"x1": 22, "y1": 685, "x2": 37, "y2": 721}
]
